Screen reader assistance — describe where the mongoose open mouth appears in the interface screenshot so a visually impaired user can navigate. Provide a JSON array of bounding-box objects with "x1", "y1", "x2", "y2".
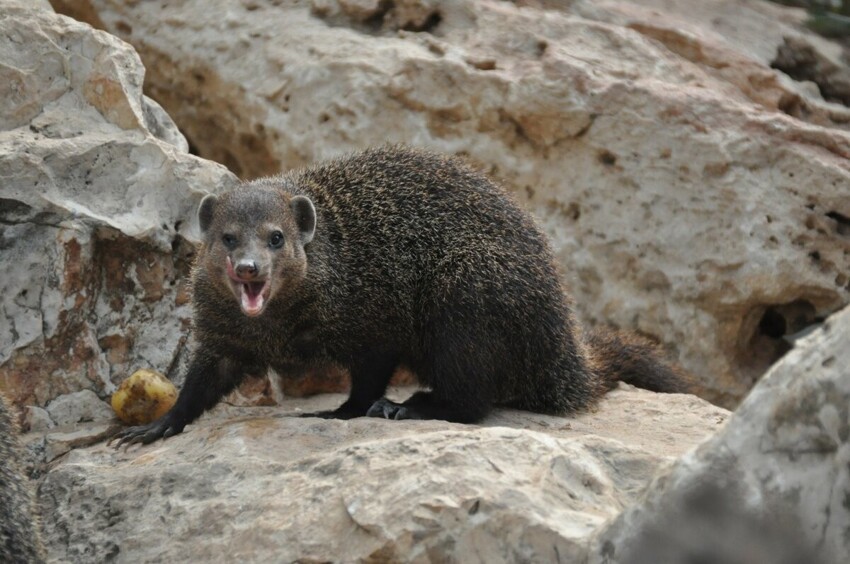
[
  {"x1": 236, "y1": 280, "x2": 270, "y2": 316},
  {"x1": 233, "y1": 280, "x2": 269, "y2": 317},
  {"x1": 225, "y1": 257, "x2": 271, "y2": 316}
]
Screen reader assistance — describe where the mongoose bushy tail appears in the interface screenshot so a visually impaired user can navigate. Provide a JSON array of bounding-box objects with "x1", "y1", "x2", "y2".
[
  {"x1": 113, "y1": 145, "x2": 689, "y2": 447},
  {"x1": 0, "y1": 393, "x2": 45, "y2": 563},
  {"x1": 584, "y1": 329, "x2": 692, "y2": 394}
]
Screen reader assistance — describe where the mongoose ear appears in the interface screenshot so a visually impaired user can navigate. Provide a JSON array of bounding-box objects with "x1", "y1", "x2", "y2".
[
  {"x1": 291, "y1": 195, "x2": 316, "y2": 245},
  {"x1": 198, "y1": 194, "x2": 217, "y2": 233}
]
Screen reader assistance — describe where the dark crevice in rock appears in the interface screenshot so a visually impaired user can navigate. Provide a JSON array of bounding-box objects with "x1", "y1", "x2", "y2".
[
  {"x1": 771, "y1": 36, "x2": 850, "y2": 107},
  {"x1": 311, "y1": 0, "x2": 442, "y2": 36},
  {"x1": 598, "y1": 150, "x2": 617, "y2": 166},
  {"x1": 401, "y1": 10, "x2": 441, "y2": 33},
  {"x1": 826, "y1": 210, "x2": 850, "y2": 235},
  {"x1": 741, "y1": 299, "x2": 825, "y2": 382}
]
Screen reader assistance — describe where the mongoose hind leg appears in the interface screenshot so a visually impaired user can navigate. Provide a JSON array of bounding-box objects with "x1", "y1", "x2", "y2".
[
  {"x1": 366, "y1": 322, "x2": 497, "y2": 424},
  {"x1": 366, "y1": 390, "x2": 491, "y2": 423},
  {"x1": 300, "y1": 352, "x2": 397, "y2": 419}
]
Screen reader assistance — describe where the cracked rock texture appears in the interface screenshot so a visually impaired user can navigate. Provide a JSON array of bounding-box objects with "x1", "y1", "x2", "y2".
[
  {"x1": 37, "y1": 385, "x2": 728, "y2": 563},
  {"x1": 590, "y1": 304, "x2": 850, "y2": 564},
  {"x1": 0, "y1": 3, "x2": 237, "y2": 416},
  {"x1": 50, "y1": 0, "x2": 850, "y2": 406}
]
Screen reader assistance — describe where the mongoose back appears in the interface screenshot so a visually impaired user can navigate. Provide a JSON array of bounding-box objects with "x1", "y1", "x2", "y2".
[
  {"x1": 114, "y1": 146, "x2": 687, "y2": 446},
  {"x1": 0, "y1": 393, "x2": 46, "y2": 563}
]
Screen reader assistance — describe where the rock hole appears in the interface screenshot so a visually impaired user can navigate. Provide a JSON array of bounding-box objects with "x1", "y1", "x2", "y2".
[
  {"x1": 758, "y1": 307, "x2": 787, "y2": 339},
  {"x1": 467, "y1": 57, "x2": 497, "y2": 71},
  {"x1": 598, "y1": 150, "x2": 617, "y2": 166},
  {"x1": 115, "y1": 21, "x2": 132, "y2": 35},
  {"x1": 536, "y1": 39, "x2": 549, "y2": 57},
  {"x1": 363, "y1": 0, "x2": 392, "y2": 30},
  {"x1": 742, "y1": 299, "x2": 819, "y2": 378},
  {"x1": 427, "y1": 42, "x2": 445, "y2": 56},
  {"x1": 319, "y1": 113, "x2": 330, "y2": 123},
  {"x1": 174, "y1": 220, "x2": 183, "y2": 232},
  {"x1": 777, "y1": 92, "x2": 802, "y2": 118},
  {"x1": 809, "y1": 250, "x2": 821, "y2": 262},
  {"x1": 826, "y1": 210, "x2": 850, "y2": 235},
  {"x1": 766, "y1": 215, "x2": 773, "y2": 223},
  {"x1": 401, "y1": 11, "x2": 442, "y2": 33}
]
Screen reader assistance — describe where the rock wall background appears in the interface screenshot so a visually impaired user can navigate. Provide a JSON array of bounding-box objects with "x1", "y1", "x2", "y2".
[
  {"x1": 45, "y1": 0, "x2": 850, "y2": 407},
  {"x1": 0, "y1": 2, "x2": 237, "y2": 420}
]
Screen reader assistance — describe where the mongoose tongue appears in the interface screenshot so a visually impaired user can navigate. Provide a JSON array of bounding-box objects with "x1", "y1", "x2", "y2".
[{"x1": 240, "y1": 281, "x2": 267, "y2": 316}]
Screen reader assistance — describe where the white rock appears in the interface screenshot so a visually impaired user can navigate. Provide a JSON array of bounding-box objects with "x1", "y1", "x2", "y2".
[{"x1": 590, "y1": 305, "x2": 850, "y2": 564}]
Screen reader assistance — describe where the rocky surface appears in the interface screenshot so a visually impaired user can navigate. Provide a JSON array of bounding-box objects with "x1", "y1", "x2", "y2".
[
  {"x1": 49, "y1": 0, "x2": 850, "y2": 406},
  {"x1": 0, "y1": 2, "x2": 237, "y2": 416},
  {"x1": 590, "y1": 304, "x2": 850, "y2": 564},
  {"x1": 37, "y1": 385, "x2": 728, "y2": 563}
]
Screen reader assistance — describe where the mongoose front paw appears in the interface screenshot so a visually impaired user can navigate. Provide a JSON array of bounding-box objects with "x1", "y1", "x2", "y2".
[{"x1": 109, "y1": 416, "x2": 185, "y2": 449}]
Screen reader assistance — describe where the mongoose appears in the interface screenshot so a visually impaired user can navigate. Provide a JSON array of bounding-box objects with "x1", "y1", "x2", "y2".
[
  {"x1": 0, "y1": 393, "x2": 46, "y2": 563},
  {"x1": 113, "y1": 146, "x2": 687, "y2": 446}
]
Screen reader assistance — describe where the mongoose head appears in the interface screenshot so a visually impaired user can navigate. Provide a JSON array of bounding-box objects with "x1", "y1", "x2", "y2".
[{"x1": 197, "y1": 187, "x2": 316, "y2": 317}]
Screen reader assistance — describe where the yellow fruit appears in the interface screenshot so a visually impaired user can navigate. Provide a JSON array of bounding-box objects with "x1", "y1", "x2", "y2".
[{"x1": 111, "y1": 369, "x2": 177, "y2": 426}]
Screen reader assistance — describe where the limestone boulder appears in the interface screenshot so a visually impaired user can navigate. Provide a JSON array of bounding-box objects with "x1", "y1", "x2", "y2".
[
  {"x1": 50, "y1": 0, "x2": 850, "y2": 406},
  {"x1": 0, "y1": 3, "x2": 238, "y2": 416},
  {"x1": 590, "y1": 304, "x2": 850, "y2": 564},
  {"x1": 37, "y1": 385, "x2": 728, "y2": 562}
]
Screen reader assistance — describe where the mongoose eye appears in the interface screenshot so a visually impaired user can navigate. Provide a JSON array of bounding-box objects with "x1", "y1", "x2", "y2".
[
  {"x1": 269, "y1": 231, "x2": 284, "y2": 249},
  {"x1": 222, "y1": 234, "x2": 238, "y2": 249}
]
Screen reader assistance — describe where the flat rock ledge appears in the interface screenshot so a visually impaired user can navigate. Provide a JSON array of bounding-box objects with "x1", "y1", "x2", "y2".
[{"x1": 38, "y1": 386, "x2": 727, "y2": 563}]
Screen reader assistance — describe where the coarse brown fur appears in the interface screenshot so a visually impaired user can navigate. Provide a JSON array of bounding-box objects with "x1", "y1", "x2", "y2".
[
  {"x1": 0, "y1": 393, "x2": 45, "y2": 564},
  {"x1": 113, "y1": 146, "x2": 689, "y2": 445}
]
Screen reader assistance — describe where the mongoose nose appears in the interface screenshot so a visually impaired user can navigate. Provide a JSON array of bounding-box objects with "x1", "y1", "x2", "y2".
[{"x1": 235, "y1": 261, "x2": 259, "y2": 279}]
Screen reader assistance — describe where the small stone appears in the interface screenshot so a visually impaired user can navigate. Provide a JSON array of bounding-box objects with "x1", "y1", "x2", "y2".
[
  {"x1": 25, "y1": 406, "x2": 55, "y2": 432},
  {"x1": 45, "y1": 390, "x2": 114, "y2": 427}
]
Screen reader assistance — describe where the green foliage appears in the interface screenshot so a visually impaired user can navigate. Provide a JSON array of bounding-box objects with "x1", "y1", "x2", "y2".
[
  {"x1": 767, "y1": 1, "x2": 850, "y2": 38},
  {"x1": 806, "y1": 9, "x2": 850, "y2": 37}
]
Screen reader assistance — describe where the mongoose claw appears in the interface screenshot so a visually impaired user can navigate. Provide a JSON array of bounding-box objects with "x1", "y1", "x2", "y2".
[
  {"x1": 366, "y1": 398, "x2": 397, "y2": 419},
  {"x1": 366, "y1": 398, "x2": 422, "y2": 420},
  {"x1": 108, "y1": 418, "x2": 182, "y2": 450}
]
